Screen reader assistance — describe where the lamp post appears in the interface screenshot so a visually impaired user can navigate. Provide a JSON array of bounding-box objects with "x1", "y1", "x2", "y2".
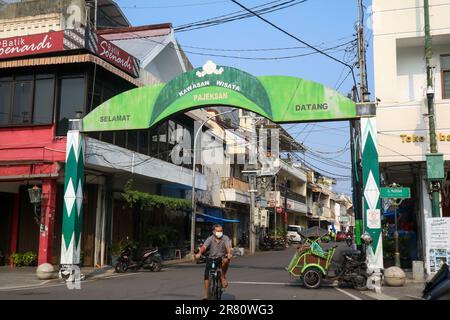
[
  {"x1": 28, "y1": 185, "x2": 42, "y2": 228},
  {"x1": 189, "y1": 109, "x2": 237, "y2": 256}
]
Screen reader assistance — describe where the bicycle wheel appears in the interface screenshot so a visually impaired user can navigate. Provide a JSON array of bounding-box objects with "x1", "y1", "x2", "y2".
[
  {"x1": 216, "y1": 271, "x2": 223, "y2": 300},
  {"x1": 207, "y1": 274, "x2": 217, "y2": 300}
]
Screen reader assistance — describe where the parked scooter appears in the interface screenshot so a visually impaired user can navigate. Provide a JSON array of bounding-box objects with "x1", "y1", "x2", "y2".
[
  {"x1": 115, "y1": 240, "x2": 162, "y2": 273},
  {"x1": 260, "y1": 235, "x2": 285, "y2": 251}
]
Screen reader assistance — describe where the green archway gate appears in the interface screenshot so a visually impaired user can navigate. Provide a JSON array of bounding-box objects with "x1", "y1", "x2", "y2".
[{"x1": 61, "y1": 61, "x2": 382, "y2": 288}]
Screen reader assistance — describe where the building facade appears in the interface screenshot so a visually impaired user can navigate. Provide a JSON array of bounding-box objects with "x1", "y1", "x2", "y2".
[
  {"x1": 0, "y1": 0, "x2": 208, "y2": 267},
  {"x1": 373, "y1": 0, "x2": 450, "y2": 271}
]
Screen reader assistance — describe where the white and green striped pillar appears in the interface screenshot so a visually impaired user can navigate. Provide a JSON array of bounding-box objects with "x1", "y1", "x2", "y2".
[
  {"x1": 361, "y1": 116, "x2": 383, "y2": 291},
  {"x1": 60, "y1": 119, "x2": 85, "y2": 278}
]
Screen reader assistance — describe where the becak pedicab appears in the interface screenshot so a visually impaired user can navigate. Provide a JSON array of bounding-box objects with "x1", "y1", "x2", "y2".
[{"x1": 286, "y1": 227, "x2": 368, "y2": 290}]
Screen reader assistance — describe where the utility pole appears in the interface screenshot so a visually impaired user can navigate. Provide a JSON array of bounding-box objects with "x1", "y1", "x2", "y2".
[
  {"x1": 246, "y1": 114, "x2": 258, "y2": 254},
  {"x1": 424, "y1": 0, "x2": 442, "y2": 218},
  {"x1": 352, "y1": 0, "x2": 369, "y2": 246},
  {"x1": 283, "y1": 177, "x2": 288, "y2": 236}
]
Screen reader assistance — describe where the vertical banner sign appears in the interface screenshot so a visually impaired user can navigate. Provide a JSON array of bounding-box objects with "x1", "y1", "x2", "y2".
[
  {"x1": 361, "y1": 117, "x2": 383, "y2": 270},
  {"x1": 60, "y1": 129, "x2": 84, "y2": 268},
  {"x1": 426, "y1": 218, "x2": 450, "y2": 273},
  {"x1": 91, "y1": 33, "x2": 140, "y2": 77}
]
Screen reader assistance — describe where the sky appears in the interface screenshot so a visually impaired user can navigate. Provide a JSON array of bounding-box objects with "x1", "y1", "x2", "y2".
[{"x1": 114, "y1": 0, "x2": 375, "y2": 195}]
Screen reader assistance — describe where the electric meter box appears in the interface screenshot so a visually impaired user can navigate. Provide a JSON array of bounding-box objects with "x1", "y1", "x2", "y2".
[{"x1": 426, "y1": 153, "x2": 444, "y2": 180}]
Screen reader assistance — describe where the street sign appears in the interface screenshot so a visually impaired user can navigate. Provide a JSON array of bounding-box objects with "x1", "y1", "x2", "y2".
[{"x1": 380, "y1": 187, "x2": 411, "y2": 199}]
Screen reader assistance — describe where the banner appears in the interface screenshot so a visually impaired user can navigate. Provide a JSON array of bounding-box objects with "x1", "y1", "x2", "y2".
[{"x1": 426, "y1": 218, "x2": 450, "y2": 273}]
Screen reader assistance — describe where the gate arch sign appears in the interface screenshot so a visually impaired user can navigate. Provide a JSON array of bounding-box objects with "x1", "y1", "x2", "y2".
[
  {"x1": 82, "y1": 61, "x2": 358, "y2": 132},
  {"x1": 61, "y1": 61, "x2": 383, "y2": 291}
]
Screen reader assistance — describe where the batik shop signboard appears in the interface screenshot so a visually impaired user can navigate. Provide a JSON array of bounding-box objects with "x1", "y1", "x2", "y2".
[
  {"x1": 0, "y1": 29, "x2": 139, "y2": 78},
  {"x1": 0, "y1": 31, "x2": 66, "y2": 59},
  {"x1": 425, "y1": 218, "x2": 450, "y2": 273}
]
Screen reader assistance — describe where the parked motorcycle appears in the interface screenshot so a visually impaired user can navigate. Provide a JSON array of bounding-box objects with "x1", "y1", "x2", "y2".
[
  {"x1": 345, "y1": 235, "x2": 353, "y2": 247},
  {"x1": 260, "y1": 235, "x2": 286, "y2": 251},
  {"x1": 115, "y1": 242, "x2": 162, "y2": 273},
  {"x1": 423, "y1": 263, "x2": 450, "y2": 300},
  {"x1": 195, "y1": 237, "x2": 206, "y2": 264}
]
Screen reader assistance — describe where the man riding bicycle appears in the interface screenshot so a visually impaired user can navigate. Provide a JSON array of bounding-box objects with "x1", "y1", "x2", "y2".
[{"x1": 195, "y1": 224, "x2": 232, "y2": 300}]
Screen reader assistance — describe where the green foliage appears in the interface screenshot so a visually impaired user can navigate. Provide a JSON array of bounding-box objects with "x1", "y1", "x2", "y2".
[
  {"x1": 122, "y1": 180, "x2": 191, "y2": 210},
  {"x1": 383, "y1": 236, "x2": 411, "y2": 260},
  {"x1": 146, "y1": 226, "x2": 178, "y2": 247},
  {"x1": 269, "y1": 227, "x2": 286, "y2": 239},
  {"x1": 110, "y1": 238, "x2": 139, "y2": 256},
  {"x1": 10, "y1": 252, "x2": 37, "y2": 267}
]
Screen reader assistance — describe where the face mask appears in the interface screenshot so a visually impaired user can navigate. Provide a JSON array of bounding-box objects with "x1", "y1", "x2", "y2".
[{"x1": 215, "y1": 232, "x2": 223, "y2": 239}]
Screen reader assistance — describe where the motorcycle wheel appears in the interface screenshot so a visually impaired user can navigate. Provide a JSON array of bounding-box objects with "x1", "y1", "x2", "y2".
[
  {"x1": 150, "y1": 256, "x2": 162, "y2": 272},
  {"x1": 302, "y1": 267, "x2": 322, "y2": 289},
  {"x1": 353, "y1": 274, "x2": 367, "y2": 291},
  {"x1": 115, "y1": 261, "x2": 128, "y2": 273}
]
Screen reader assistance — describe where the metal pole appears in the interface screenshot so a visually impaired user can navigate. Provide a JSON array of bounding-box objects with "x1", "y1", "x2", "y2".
[
  {"x1": 424, "y1": 0, "x2": 441, "y2": 218},
  {"x1": 249, "y1": 173, "x2": 256, "y2": 254},
  {"x1": 274, "y1": 175, "x2": 277, "y2": 240},
  {"x1": 189, "y1": 109, "x2": 236, "y2": 255},
  {"x1": 94, "y1": 0, "x2": 98, "y2": 30},
  {"x1": 394, "y1": 203, "x2": 401, "y2": 267}
]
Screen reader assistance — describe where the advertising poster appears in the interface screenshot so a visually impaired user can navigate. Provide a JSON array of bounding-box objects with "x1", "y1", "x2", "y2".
[{"x1": 426, "y1": 218, "x2": 450, "y2": 273}]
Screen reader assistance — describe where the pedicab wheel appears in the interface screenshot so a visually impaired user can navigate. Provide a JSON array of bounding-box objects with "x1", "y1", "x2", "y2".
[{"x1": 302, "y1": 267, "x2": 322, "y2": 289}]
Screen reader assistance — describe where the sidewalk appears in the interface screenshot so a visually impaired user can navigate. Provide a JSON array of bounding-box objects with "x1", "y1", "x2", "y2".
[
  {"x1": 0, "y1": 256, "x2": 196, "y2": 291},
  {"x1": 361, "y1": 272, "x2": 425, "y2": 300}
]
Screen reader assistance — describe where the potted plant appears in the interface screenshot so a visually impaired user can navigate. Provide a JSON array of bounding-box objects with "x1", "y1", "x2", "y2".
[
  {"x1": 10, "y1": 253, "x2": 23, "y2": 267},
  {"x1": 22, "y1": 252, "x2": 37, "y2": 266},
  {"x1": 110, "y1": 241, "x2": 124, "y2": 267}
]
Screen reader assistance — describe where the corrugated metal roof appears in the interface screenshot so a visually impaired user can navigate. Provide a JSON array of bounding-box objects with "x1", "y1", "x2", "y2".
[
  {"x1": 107, "y1": 36, "x2": 169, "y2": 62},
  {"x1": 98, "y1": 24, "x2": 173, "y2": 66}
]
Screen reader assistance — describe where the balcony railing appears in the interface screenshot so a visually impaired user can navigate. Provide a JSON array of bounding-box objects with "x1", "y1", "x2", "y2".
[{"x1": 221, "y1": 177, "x2": 249, "y2": 193}]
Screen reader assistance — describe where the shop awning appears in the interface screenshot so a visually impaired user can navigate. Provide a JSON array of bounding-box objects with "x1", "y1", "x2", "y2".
[{"x1": 196, "y1": 213, "x2": 240, "y2": 224}]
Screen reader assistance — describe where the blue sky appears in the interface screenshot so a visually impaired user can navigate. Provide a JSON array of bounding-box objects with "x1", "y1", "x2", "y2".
[{"x1": 115, "y1": 0, "x2": 375, "y2": 195}]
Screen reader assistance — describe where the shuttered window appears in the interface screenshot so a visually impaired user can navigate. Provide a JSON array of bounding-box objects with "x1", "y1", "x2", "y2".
[{"x1": 441, "y1": 56, "x2": 450, "y2": 99}]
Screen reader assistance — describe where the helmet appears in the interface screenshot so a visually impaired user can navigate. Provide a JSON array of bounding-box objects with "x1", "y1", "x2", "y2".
[{"x1": 361, "y1": 232, "x2": 373, "y2": 244}]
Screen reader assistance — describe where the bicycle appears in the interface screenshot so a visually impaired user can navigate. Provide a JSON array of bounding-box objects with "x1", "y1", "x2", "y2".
[{"x1": 206, "y1": 256, "x2": 225, "y2": 300}]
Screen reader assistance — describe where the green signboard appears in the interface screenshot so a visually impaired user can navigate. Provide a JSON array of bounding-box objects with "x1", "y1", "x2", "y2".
[
  {"x1": 380, "y1": 187, "x2": 411, "y2": 199},
  {"x1": 82, "y1": 61, "x2": 358, "y2": 132}
]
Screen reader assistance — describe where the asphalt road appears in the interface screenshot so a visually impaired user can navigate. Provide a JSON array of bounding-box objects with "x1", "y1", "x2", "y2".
[{"x1": 0, "y1": 245, "x2": 373, "y2": 300}]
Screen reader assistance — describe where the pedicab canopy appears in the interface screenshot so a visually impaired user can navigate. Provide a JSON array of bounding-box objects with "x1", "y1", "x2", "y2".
[{"x1": 82, "y1": 61, "x2": 359, "y2": 132}]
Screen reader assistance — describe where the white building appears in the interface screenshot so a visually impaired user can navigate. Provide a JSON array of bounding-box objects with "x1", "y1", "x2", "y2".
[{"x1": 373, "y1": 0, "x2": 450, "y2": 272}]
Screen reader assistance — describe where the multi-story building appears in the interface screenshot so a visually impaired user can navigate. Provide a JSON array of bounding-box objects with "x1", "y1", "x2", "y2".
[
  {"x1": 373, "y1": 0, "x2": 450, "y2": 271},
  {"x1": 0, "y1": 0, "x2": 208, "y2": 267}
]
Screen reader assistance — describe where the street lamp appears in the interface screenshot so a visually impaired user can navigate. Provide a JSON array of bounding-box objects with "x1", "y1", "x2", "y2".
[
  {"x1": 189, "y1": 108, "x2": 237, "y2": 256},
  {"x1": 28, "y1": 185, "x2": 42, "y2": 226}
]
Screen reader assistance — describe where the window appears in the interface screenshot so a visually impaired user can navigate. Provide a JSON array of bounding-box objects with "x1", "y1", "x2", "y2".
[
  {"x1": 115, "y1": 132, "x2": 126, "y2": 148},
  {"x1": 139, "y1": 130, "x2": 149, "y2": 155},
  {"x1": 442, "y1": 55, "x2": 450, "y2": 99},
  {"x1": 57, "y1": 76, "x2": 85, "y2": 136},
  {"x1": 0, "y1": 79, "x2": 12, "y2": 125},
  {"x1": 0, "y1": 73, "x2": 56, "y2": 127},
  {"x1": 127, "y1": 131, "x2": 138, "y2": 152},
  {"x1": 11, "y1": 75, "x2": 33, "y2": 125},
  {"x1": 33, "y1": 75, "x2": 55, "y2": 124}
]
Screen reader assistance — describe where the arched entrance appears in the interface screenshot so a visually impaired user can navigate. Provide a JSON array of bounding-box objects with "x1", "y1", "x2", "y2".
[{"x1": 60, "y1": 61, "x2": 382, "y2": 287}]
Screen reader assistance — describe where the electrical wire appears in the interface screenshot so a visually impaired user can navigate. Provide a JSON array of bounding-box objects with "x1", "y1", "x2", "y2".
[{"x1": 229, "y1": 0, "x2": 360, "y2": 100}]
